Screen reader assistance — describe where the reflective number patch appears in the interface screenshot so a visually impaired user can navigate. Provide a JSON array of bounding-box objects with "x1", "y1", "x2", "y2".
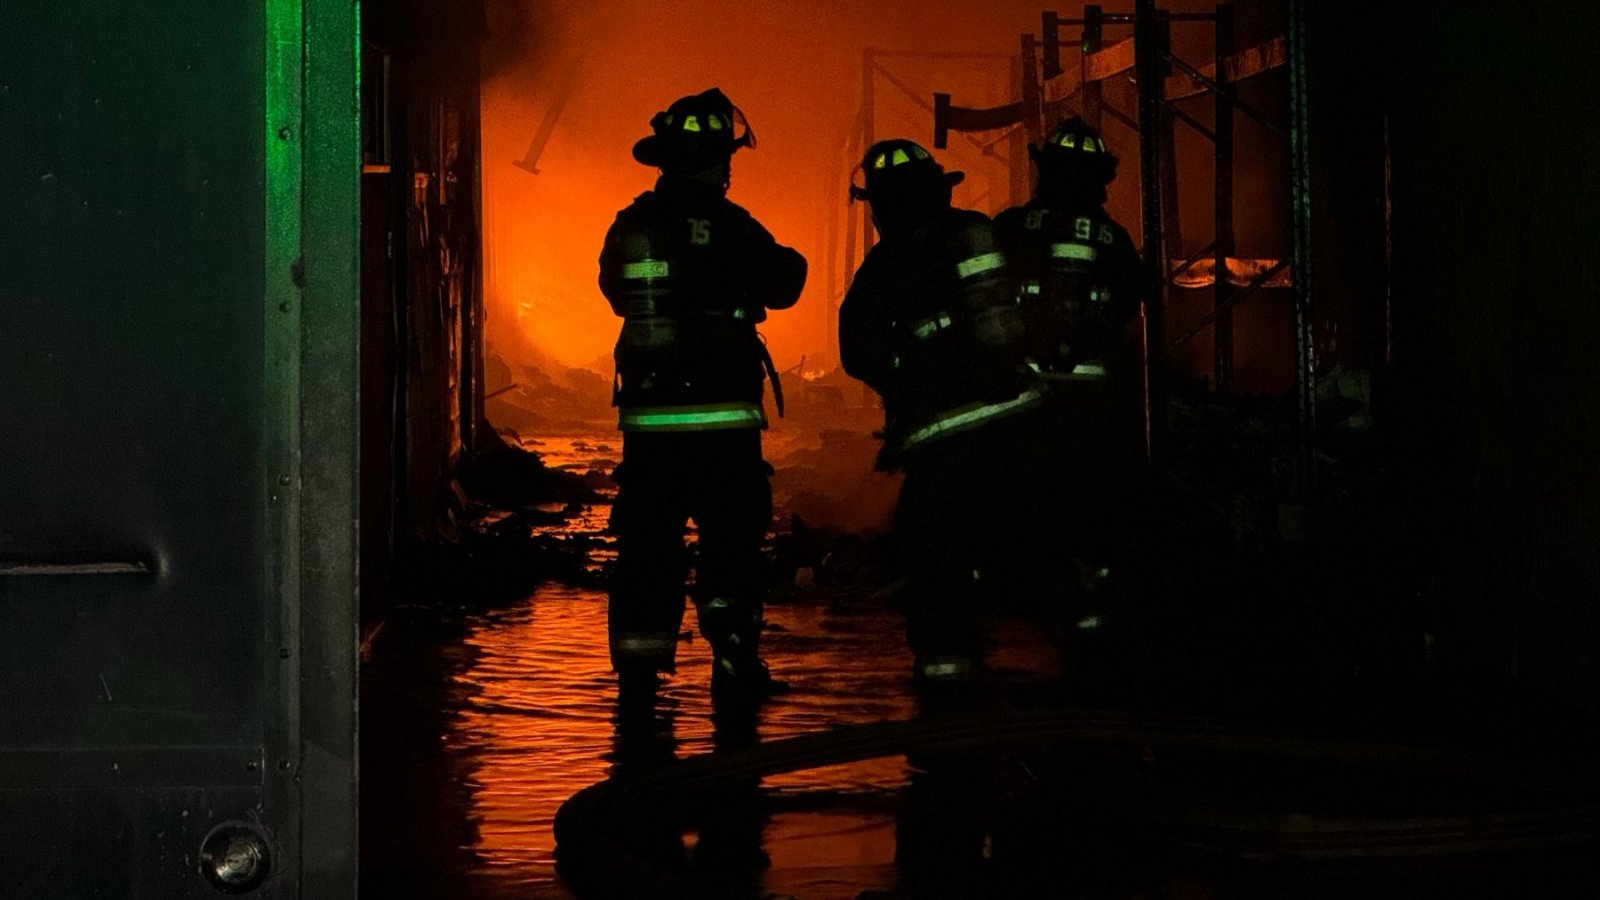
[
  {"x1": 688, "y1": 218, "x2": 712, "y2": 245},
  {"x1": 1026, "y1": 209, "x2": 1046, "y2": 230},
  {"x1": 1098, "y1": 224, "x2": 1115, "y2": 245},
  {"x1": 1074, "y1": 217, "x2": 1093, "y2": 240}
]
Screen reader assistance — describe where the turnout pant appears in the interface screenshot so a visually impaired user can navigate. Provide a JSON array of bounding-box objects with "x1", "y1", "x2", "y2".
[
  {"x1": 1038, "y1": 376, "x2": 1144, "y2": 575},
  {"x1": 608, "y1": 428, "x2": 773, "y2": 672},
  {"x1": 895, "y1": 411, "x2": 1056, "y2": 679}
]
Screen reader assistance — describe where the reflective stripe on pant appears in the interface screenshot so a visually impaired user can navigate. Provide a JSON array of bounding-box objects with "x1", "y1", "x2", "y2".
[
  {"x1": 917, "y1": 656, "x2": 974, "y2": 682},
  {"x1": 895, "y1": 408, "x2": 1057, "y2": 665},
  {"x1": 1040, "y1": 361, "x2": 1109, "y2": 381},
  {"x1": 610, "y1": 631, "x2": 678, "y2": 668},
  {"x1": 608, "y1": 429, "x2": 772, "y2": 671}
]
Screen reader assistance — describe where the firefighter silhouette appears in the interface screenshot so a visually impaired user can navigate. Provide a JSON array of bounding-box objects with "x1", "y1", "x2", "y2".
[
  {"x1": 839, "y1": 139, "x2": 1051, "y2": 688},
  {"x1": 995, "y1": 117, "x2": 1152, "y2": 666},
  {"x1": 599, "y1": 88, "x2": 807, "y2": 709}
]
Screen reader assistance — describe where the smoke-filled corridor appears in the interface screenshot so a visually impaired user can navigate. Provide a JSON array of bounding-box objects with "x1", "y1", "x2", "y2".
[
  {"x1": 345, "y1": 1, "x2": 1600, "y2": 897},
  {"x1": 9, "y1": 0, "x2": 1600, "y2": 897}
]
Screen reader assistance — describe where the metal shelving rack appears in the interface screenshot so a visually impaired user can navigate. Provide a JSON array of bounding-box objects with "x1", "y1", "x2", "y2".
[{"x1": 934, "y1": 1, "x2": 1315, "y2": 488}]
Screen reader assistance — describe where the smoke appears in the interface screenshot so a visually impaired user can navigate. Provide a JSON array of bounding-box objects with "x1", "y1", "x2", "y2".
[
  {"x1": 479, "y1": 0, "x2": 1107, "y2": 382},
  {"x1": 479, "y1": 0, "x2": 1287, "y2": 398}
]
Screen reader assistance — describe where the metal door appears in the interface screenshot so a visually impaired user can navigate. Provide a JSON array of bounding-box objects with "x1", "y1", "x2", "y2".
[{"x1": 0, "y1": 2, "x2": 359, "y2": 896}]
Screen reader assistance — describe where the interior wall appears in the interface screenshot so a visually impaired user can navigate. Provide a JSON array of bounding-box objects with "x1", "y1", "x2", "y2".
[{"x1": 1384, "y1": 0, "x2": 1600, "y2": 710}]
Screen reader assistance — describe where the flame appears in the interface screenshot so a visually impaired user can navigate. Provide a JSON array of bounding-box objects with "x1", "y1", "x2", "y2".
[{"x1": 479, "y1": 0, "x2": 1092, "y2": 387}]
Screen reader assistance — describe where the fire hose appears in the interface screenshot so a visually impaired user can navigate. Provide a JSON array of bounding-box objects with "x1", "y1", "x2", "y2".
[{"x1": 554, "y1": 708, "x2": 1600, "y2": 898}]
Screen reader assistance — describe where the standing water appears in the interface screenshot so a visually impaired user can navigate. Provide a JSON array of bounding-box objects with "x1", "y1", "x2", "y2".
[
  {"x1": 361, "y1": 428, "x2": 1600, "y2": 899},
  {"x1": 362, "y1": 429, "x2": 1065, "y2": 898},
  {"x1": 365, "y1": 580, "x2": 1080, "y2": 898}
]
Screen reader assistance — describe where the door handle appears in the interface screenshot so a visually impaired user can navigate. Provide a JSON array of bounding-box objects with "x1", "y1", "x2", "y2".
[{"x1": 0, "y1": 560, "x2": 151, "y2": 576}]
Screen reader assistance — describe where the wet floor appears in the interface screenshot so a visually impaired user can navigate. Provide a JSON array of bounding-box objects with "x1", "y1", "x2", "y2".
[
  {"x1": 361, "y1": 575, "x2": 1600, "y2": 900},
  {"x1": 363, "y1": 428, "x2": 945, "y2": 898},
  {"x1": 360, "y1": 419, "x2": 1073, "y2": 898},
  {"x1": 458, "y1": 584, "x2": 928, "y2": 898},
  {"x1": 360, "y1": 435, "x2": 1600, "y2": 896},
  {"x1": 364, "y1": 581, "x2": 1052, "y2": 899}
]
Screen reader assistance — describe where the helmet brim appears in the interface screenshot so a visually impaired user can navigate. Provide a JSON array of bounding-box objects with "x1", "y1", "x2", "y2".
[
  {"x1": 631, "y1": 135, "x2": 669, "y2": 167},
  {"x1": 855, "y1": 169, "x2": 965, "y2": 202},
  {"x1": 632, "y1": 133, "x2": 747, "y2": 169},
  {"x1": 1030, "y1": 142, "x2": 1119, "y2": 168}
]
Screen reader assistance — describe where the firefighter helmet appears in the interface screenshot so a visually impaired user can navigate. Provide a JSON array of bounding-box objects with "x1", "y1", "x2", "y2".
[
  {"x1": 1031, "y1": 116, "x2": 1118, "y2": 185},
  {"x1": 632, "y1": 88, "x2": 756, "y2": 171},
  {"x1": 849, "y1": 139, "x2": 965, "y2": 203}
]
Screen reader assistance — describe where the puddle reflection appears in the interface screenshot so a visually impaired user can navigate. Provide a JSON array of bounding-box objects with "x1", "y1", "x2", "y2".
[{"x1": 449, "y1": 584, "x2": 920, "y2": 897}]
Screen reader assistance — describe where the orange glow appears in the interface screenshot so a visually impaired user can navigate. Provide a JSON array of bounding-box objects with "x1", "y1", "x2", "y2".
[
  {"x1": 479, "y1": 0, "x2": 1097, "y2": 387},
  {"x1": 447, "y1": 584, "x2": 919, "y2": 887}
]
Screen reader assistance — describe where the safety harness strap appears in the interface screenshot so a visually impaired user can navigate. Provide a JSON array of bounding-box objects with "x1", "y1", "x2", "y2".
[{"x1": 758, "y1": 340, "x2": 785, "y2": 417}]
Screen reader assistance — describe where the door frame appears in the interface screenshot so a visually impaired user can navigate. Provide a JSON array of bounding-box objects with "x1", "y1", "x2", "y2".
[{"x1": 267, "y1": 0, "x2": 361, "y2": 893}]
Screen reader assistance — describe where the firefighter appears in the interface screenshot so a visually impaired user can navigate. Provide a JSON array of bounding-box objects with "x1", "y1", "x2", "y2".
[
  {"x1": 598, "y1": 88, "x2": 807, "y2": 709},
  {"x1": 839, "y1": 138, "x2": 1046, "y2": 688},
  {"x1": 994, "y1": 117, "x2": 1149, "y2": 652},
  {"x1": 995, "y1": 116, "x2": 1143, "y2": 391}
]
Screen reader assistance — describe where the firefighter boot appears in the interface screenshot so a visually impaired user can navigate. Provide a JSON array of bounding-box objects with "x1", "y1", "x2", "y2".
[
  {"x1": 615, "y1": 660, "x2": 663, "y2": 712},
  {"x1": 710, "y1": 642, "x2": 790, "y2": 710},
  {"x1": 611, "y1": 630, "x2": 676, "y2": 710},
  {"x1": 700, "y1": 599, "x2": 789, "y2": 709}
]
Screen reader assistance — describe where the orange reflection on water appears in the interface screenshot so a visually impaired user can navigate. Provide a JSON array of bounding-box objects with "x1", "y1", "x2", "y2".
[{"x1": 446, "y1": 583, "x2": 920, "y2": 895}]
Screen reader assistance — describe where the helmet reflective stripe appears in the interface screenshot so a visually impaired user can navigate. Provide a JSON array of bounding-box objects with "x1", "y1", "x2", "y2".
[
  {"x1": 911, "y1": 313, "x2": 953, "y2": 340},
  {"x1": 902, "y1": 387, "x2": 1046, "y2": 451},
  {"x1": 620, "y1": 259, "x2": 671, "y2": 280},
  {"x1": 613, "y1": 632, "x2": 676, "y2": 656},
  {"x1": 1056, "y1": 132, "x2": 1104, "y2": 152},
  {"x1": 708, "y1": 114, "x2": 725, "y2": 131},
  {"x1": 702, "y1": 596, "x2": 734, "y2": 610},
  {"x1": 618, "y1": 402, "x2": 766, "y2": 431},
  {"x1": 1071, "y1": 362, "x2": 1108, "y2": 377},
  {"x1": 873, "y1": 144, "x2": 932, "y2": 169},
  {"x1": 956, "y1": 251, "x2": 1005, "y2": 279},
  {"x1": 682, "y1": 115, "x2": 702, "y2": 132},
  {"x1": 1050, "y1": 242, "x2": 1099, "y2": 262}
]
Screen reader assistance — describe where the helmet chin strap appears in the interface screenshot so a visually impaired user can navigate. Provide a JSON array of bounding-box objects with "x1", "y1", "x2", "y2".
[{"x1": 678, "y1": 160, "x2": 733, "y2": 193}]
